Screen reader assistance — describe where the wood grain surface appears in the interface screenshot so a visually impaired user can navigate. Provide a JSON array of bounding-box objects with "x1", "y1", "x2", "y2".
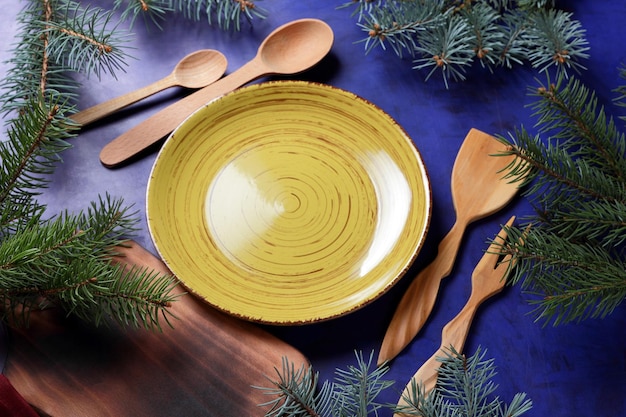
[{"x1": 4, "y1": 241, "x2": 308, "y2": 416}]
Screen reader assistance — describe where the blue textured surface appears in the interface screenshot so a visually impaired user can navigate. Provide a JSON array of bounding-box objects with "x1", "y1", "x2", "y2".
[{"x1": 1, "y1": 2, "x2": 625, "y2": 415}]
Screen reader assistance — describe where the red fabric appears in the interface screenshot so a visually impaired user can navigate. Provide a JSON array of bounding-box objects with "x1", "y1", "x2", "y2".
[{"x1": 0, "y1": 375, "x2": 38, "y2": 417}]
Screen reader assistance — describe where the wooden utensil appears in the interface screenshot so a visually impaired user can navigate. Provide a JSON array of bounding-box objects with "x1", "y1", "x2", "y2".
[
  {"x1": 395, "y1": 216, "x2": 516, "y2": 415},
  {"x1": 4, "y1": 241, "x2": 308, "y2": 417},
  {"x1": 99, "y1": 18, "x2": 334, "y2": 168},
  {"x1": 378, "y1": 128, "x2": 521, "y2": 365},
  {"x1": 71, "y1": 49, "x2": 227, "y2": 126}
]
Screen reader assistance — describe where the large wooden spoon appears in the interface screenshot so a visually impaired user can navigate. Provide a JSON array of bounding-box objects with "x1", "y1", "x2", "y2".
[
  {"x1": 99, "y1": 18, "x2": 334, "y2": 168},
  {"x1": 71, "y1": 49, "x2": 227, "y2": 126},
  {"x1": 378, "y1": 128, "x2": 521, "y2": 365}
]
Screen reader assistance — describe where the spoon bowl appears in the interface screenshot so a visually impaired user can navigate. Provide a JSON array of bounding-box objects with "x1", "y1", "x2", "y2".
[
  {"x1": 259, "y1": 19, "x2": 333, "y2": 73},
  {"x1": 100, "y1": 18, "x2": 334, "y2": 168},
  {"x1": 172, "y1": 50, "x2": 228, "y2": 88},
  {"x1": 71, "y1": 49, "x2": 227, "y2": 126}
]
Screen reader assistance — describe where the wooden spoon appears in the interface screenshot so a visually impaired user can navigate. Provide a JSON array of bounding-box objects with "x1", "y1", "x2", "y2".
[
  {"x1": 99, "y1": 18, "x2": 334, "y2": 168},
  {"x1": 71, "y1": 50, "x2": 227, "y2": 126},
  {"x1": 395, "y1": 217, "x2": 516, "y2": 415},
  {"x1": 378, "y1": 128, "x2": 521, "y2": 365}
]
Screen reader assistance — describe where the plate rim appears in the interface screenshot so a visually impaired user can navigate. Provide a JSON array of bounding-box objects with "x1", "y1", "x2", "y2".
[{"x1": 146, "y1": 80, "x2": 432, "y2": 324}]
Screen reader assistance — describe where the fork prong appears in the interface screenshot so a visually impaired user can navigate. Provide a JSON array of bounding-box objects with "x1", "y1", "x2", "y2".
[
  {"x1": 499, "y1": 222, "x2": 531, "y2": 271},
  {"x1": 473, "y1": 215, "x2": 516, "y2": 275}
]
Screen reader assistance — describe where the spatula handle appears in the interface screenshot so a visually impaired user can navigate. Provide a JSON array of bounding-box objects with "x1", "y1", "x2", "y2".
[{"x1": 378, "y1": 219, "x2": 466, "y2": 365}]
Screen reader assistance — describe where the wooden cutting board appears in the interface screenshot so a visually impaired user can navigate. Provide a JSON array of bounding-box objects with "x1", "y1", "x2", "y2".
[{"x1": 4, "y1": 241, "x2": 308, "y2": 416}]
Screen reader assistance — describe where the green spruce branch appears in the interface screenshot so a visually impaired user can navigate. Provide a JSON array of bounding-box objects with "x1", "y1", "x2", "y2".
[
  {"x1": 495, "y1": 74, "x2": 626, "y2": 325},
  {"x1": 0, "y1": 1, "x2": 158, "y2": 330},
  {"x1": 2, "y1": 1, "x2": 130, "y2": 114},
  {"x1": 256, "y1": 348, "x2": 532, "y2": 417},
  {"x1": 1, "y1": 0, "x2": 270, "y2": 329},
  {"x1": 113, "y1": 0, "x2": 267, "y2": 30},
  {"x1": 257, "y1": 351, "x2": 393, "y2": 416},
  {"x1": 398, "y1": 347, "x2": 532, "y2": 417},
  {"x1": 342, "y1": 0, "x2": 589, "y2": 88}
]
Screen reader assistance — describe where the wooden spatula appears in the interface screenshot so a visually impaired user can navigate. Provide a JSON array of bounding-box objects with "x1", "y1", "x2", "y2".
[{"x1": 378, "y1": 129, "x2": 521, "y2": 365}]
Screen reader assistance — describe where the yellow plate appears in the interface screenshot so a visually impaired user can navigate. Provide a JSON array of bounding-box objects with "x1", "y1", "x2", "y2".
[{"x1": 147, "y1": 81, "x2": 431, "y2": 324}]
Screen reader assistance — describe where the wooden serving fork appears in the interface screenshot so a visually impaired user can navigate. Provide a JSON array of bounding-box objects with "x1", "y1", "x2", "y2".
[{"x1": 395, "y1": 216, "x2": 517, "y2": 415}]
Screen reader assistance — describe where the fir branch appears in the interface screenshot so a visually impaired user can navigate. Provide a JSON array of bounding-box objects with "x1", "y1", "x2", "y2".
[
  {"x1": 613, "y1": 64, "x2": 626, "y2": 118},
  {"x1": 499, "y1": 127, "x2": 625, "y2": 207},
  {"x1": 517, "y1": 0, "x2": 554, "y2": 8},
  {"x1": 1, "y1": 1, "x2": 129, "y2": 114},
  {"x1": 1, "y1": 1, "x2": 74, "y2": 113},
  {"x1": 331, "y1": 351, "x2": 393, "y2": 416},
  {"x1": 353, "y1": 1, "x2": 447, "y2": 57},
  {"x1": 257, "y1": 349, "x2": 532, "y2": 417},
  {"x1": 497, "y1": 73, "x2": 626, "y2": 325},
  {"x1": 550, "y1": 199, "x2": 626, "y2": 248},
  {"x1": 413, "y1": 13, "x2": 475, "y2": 88},
  {"x1": 0, "y1": 95, "x2": 72, "y2": 202},
  {"x1": 338, "y1": 0, "x2": 385, "y2": 22},
  {"x1": 114, "y1": 0, "x2": 171, "y2": 29},
  {"x1": 114, "y1": 0, "x2": 267, "y2": 30},
  {"x1": 78, "y1": 194, "x2": 141, "y2": 251},
  {"x1": 69, "y1": 262, "x2": 179, "y2": 330},
  {"x1": 0, "y1": 195, "x2": 179, "y2": 330},
  {"x1": 494, "y1": 9, "x2": 529, "y2": 69},
  {"x1": 397, "y1": 347, "x2": 532, "y2": 417},
  {"x1": 461, "y1": 2, "x2": 505, "y2": 70},
  {"x1": 0, "y1": 195, "x2": 44, "y2": 239},
  {"x1": 525, "y1": 9, "x2": 589, "y2": 76},
  {"x1": 530, "y1": 77, "x2": 626, "y2": 183},
  {"x1": 344, "y1": 0, "x2": 589, "y2": 88},
  {"x1": 0, "y1": 256, "x2": 178, "y2": 330},
  {"x1": 499, "y1": 226, "x2": 626, "y2": 325},
  {"x1": 257, "y1": 351, "x2": 392, "y2": 417},
  {"x1": 256, "y1": 356, "x2": 324, "y2": 416},
  {"x1": 0, "y1": 1, "x2": 179, "y2": 330},
  {"x1": 45, "y1": 1, "x2": 130, "y2": 78}
]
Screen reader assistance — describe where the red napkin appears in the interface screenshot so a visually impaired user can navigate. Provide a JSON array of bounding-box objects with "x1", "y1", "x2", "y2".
[{"x1": 0, "y1": 375, "x2": 38, "y2": 416}]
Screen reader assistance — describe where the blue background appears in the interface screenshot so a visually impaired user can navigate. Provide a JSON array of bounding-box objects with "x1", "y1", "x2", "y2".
[{"x1": 1, "y1": 1, "x2": 625, "y2": 415}]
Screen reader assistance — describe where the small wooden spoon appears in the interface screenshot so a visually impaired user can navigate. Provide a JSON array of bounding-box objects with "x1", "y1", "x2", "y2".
[
  {"x1": 71, "y1": 49, "x2": 227, "y2": 126},
  {"x1": 378, "y1": 128, "x2": 521, "y2": 365},
  {"x1": 99, "y1": 18, "x2": 334, "y2": 168}
]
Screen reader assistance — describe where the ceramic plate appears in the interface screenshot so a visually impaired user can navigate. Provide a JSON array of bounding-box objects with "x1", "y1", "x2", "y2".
[{"x1": 147, "y1": 81, "x2": 431, "y2": 324}]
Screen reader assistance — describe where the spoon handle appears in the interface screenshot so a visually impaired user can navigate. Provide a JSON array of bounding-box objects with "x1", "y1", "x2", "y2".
[
  {"x1": 99, "y1": 58, "x2": 266, "y2": 168},
  {"x1": 71, "y1": 75, "x2": 176, "y2": 127},
  {"x1": 378, "y1": 219, "x2": 466, "y2": 365}
]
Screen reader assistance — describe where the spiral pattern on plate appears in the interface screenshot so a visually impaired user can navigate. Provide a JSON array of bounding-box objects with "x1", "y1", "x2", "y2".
[{"x1": 147, "y1": 81, "x2": 431, "y2": 324}]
